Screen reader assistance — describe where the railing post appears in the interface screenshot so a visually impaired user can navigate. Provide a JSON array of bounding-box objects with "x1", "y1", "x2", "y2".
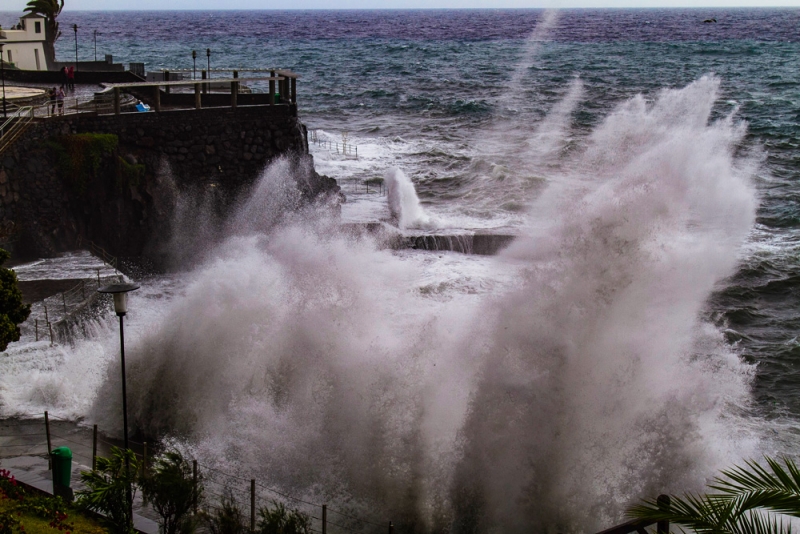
[
  {"x1": 657, "y1": 494, "x2": 671, "y2": 534},
  {"x1": 92, "y1": 424, "x2": 98, "y2": 470},
  {"x1": 250, "y1": 479, "x2": 256, "y2": 533},
  {"x1": 322, "y1": 504, "x2": 327, "y2": 534},
  {"x1": 269, "y1": 71, "x2": 276, "y2": 105},
  {"x1": 113, "y1": 87, "x2": 120, "y2": 115},
  {"x1": 164, "y1": 70, "x2": 170, "y2": 95},
  {"x1": 153, "y1": 85, "x2": 161, "y2": 113},
  {"x1": 231, "y1": 70, "x2": 238, "y2": 109},
  {"x1": 195, "y1": 83, "x2": 201, "y2": 109},
  {"x1": 45, "y1": 411, "x2": 52, "y2": 468},
  {"x1": 35, "y1": 318, "x2": 39, "y2": 341},
  {"x1": 201, "y1": 70, "x2": 207, "y2": 95},
  {"x1": 192, "y1": 460, "x2": 198, "y2": 514},
  {"x1": 388, "y1": 521, "x2": 394, "y2": 534}
]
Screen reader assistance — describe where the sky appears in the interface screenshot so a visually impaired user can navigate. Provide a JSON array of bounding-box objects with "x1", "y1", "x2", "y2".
[{"x1": 2, "y1": 0, "x2": 800, "y2": 10}]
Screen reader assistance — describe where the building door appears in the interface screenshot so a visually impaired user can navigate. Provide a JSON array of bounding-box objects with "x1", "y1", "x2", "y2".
[{"x1": 34, "y1": 49, "x2": 40, "y2": 70}]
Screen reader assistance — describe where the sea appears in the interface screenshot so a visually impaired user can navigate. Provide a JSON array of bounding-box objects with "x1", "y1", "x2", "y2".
[{"x1": 1, "y1": 8, "x2": 799, "y2": 533}]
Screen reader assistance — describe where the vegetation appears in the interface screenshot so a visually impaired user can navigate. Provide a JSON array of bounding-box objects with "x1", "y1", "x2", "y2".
[
  {"x1": 0, "y1": 248, "x2": 31, "y2": 352},
  {"x1": 76, "y1": 446, "x2": 139, "y2": 534},
  {"x1": 23, "y1": 0, "x2": 64, "y2": 65},
  {"x1": 256, "y1": 501, "x2": 310, "y2": 534},
  {"x1": 629, "y1": 456, "x2": 800, "y2": 534},
  {"x1": 205, "y1": 491, "x2": 247, "y2": 534},
  {"x1": 140, "y1": 451, "x2": 202, "y2": 534},
  {"x1": 50, "y1": 134, "x2": 119, "y2": 194},
  {"x1": 0, "y1": 466, "x2": 105, "y2": 534},
  {"x1": 117, "y1": 157, "x2": 145, "y2": 191}
]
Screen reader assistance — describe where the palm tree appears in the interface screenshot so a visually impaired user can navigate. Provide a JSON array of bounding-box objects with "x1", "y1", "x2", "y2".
[
  {"x1": 629, "y1": 457, "x2": 800, "y2": 534},
  {"x1": 23, "y1": 0, "x2": 64, "y2": 67}
]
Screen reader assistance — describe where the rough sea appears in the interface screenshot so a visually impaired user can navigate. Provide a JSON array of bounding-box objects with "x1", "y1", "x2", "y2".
[{"x1": 2, "y1": 8, "x2": 800, "y2": 533}]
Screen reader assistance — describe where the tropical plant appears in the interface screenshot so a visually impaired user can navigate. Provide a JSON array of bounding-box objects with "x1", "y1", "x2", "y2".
[
  {"x1": 23, "y1": 0, "x2": 64, "y2": 65},
  {"x1": 140, "y1": 450, "x2": 202, "y2": 534},
  {"x1": 205, "y1": 490, "x2": 247, "y2": 534},
  {"x1": 629, "y1": 456, "x2": 800, "y2": 534},
  {"x1": 0, "y1": 249, "x2": 31, "y2": 352},
  {"x1": 256, "y1": 501, "x2": 310, "y2": 534},
  {"x1": 76, "y1": 446, "x2": 139, "y2": 534}
]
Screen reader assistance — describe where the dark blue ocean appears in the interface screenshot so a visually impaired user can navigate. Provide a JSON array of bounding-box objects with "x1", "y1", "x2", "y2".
[{"x1": 3, "y1": 8, "x2": 800, "y2": 532}]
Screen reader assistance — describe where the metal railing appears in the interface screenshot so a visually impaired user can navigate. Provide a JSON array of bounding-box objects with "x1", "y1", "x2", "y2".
[
  {"x1": 0, "y1": 106, "x2": 34, "y2": 157},
  {"x1": 310, "y1": 129, "x2": 358, "y2": 159}
]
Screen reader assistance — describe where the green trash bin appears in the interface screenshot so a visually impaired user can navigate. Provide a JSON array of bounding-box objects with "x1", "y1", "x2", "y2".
[{"x1": 51, "y1": 446, "x2": 73, "y2": 488}]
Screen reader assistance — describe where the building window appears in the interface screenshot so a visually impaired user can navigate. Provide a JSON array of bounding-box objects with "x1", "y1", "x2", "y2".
[
  {"x1": 34, "y1": 49, "x2": 40, "y2": 70},
  {"x1": 35, "y1": 21, "x2": 41, "y2": 33}
]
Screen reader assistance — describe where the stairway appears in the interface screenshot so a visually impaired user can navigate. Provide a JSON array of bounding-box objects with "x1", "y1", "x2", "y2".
[{"x1": 0, "y1": 106, "x2": 34, "y2": 157}]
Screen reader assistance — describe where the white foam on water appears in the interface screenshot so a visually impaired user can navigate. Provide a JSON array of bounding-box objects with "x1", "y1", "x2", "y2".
[{"x1": 0, "y1": 76, "x2": 768, "y2": 532}]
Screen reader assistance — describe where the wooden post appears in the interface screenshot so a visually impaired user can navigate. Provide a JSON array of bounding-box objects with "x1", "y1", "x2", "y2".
[
  {"x1": 322, "y1": 505, "x2": 327, "y2": 534},
  {"x1": 388, "y1": 521, "x2": 393, "y2": 534},
  {"x1": 48, "y1": 322, "x2": 54, "y2": 345},
  {"x1": 657, "y1": 494, "x2": 671, "y2": 534},
  {"x1": 44, "y1": 305, "x2": 49, "y2": 324},
  {"x1": 113, "y1": 87, "x2": 121, "y2": 115},
  {"x1": 231, "y1": 70, "x2": 238, "y2": 109},
  {"x1": 164, "y1": 70, "x2": 170, "y2": 95},
  {"x1": 291, "y1": 77, "x2": 297, "y2": 104},
  {"x1": 96, "y1": 268, "x2": 100, "y2": 284},
  {"x1": 92, "y1": 424, "x2": 98, "y2": 471},
  {"x1": 192, "y1": 460, "x2": 198, "y2": 513},
  {"x1": 153, "y1": 85, "x2": 161, "y2": 113},
  {"x1": 195, "y1": 84, "x2": 202, "y2": 109},
  {"x1": 269, "y1": 71, "x2": 276, "y2": 105},
  {"x1": 202, "y1": 70, "x2": 207, "y2": 94},
  {"x1": 250, "y1": 479, "x2": 256, "y2": 533},
  {"x1": 35, "y1": 319, "x2": 39, "y2": 341},
  {"x1": 45, "y1": 411, "x2": 52, "y2": 468}
]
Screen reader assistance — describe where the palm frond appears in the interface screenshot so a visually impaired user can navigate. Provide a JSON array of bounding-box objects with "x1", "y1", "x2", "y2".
[{"x1": 711, "y1": 458, "x2": 800, "y2": 518}]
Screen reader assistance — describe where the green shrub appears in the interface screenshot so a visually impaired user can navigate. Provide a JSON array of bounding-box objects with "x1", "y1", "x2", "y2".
[
  {"x1": 205, "y1": 490, "x2": 247, "y2": 534},
  {"x1": 140, "y1": 451, "x2": 202, "y2": 534},
  {"x1": 256, "y1": 501, "x2": 310, "y2": 534},
  {"x1": 50, "y1": 133, "x2": 119, "y2": 194},
  {"x1": 76, "y1": 446, "x2": 139, "y2": 534},
  {"x1": 0, "y1": 248, "x2": 31, "y2": 352}
]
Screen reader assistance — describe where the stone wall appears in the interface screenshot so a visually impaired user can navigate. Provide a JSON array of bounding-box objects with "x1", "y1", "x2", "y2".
[{"x1": 0, "y1": 104, "x2": 338, "y2": 262}]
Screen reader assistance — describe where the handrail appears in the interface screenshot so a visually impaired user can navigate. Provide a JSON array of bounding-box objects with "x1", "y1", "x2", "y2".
[
  {"x1": 0, "y1": 106, "x2": 34, "y2": 157},
  {"x1": 593, "y1": 495, "x2": 671, "y2": 534}
]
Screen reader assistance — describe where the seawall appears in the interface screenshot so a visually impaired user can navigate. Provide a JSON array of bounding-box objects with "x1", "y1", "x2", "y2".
[{"x1": 0, "y1": 104, "x2": 338, "y2": 261}]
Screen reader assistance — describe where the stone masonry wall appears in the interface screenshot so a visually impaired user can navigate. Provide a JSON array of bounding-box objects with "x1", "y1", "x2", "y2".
[{"x1": 0, "y1": 104, "x2": 337, "y2": 261}]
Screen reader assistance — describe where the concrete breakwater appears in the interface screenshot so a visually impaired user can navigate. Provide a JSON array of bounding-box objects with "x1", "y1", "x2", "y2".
[{"x1": 0, "y1": 104, "x2": 339, "y2": 262}]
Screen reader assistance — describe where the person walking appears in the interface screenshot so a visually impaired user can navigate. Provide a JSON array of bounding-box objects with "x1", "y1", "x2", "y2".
[
  {"x1": 56, "y1": 87, "x2": 65, "y2": 115},
  {"x1": 60, "y1": 66, "x2": 68, "y2": 88},
  {"x1": 48, "y1": 87, "x2": 57, "y2": 116},
  {"x1": 67, "y1": 66, "x2": 75, "y2": 91}
]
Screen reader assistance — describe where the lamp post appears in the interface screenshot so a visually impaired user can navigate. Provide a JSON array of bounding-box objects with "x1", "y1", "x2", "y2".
[
  {"x1": 0, "y1": 43, "x2": 6, "y2": 119},
  {"x1": 97, "y1": 282, "x2": 140, "y2": 531},
  {"x1": 94, "y1": 30, "x2": 97, "y2": 61},
  {"x1": 73, "y1": 24, "x2": 78, "y2": 71},
  {"x1": 192, "y1": 50, "x2": 197, "y2": 80},
  {"x1": 206, "y1": 48, "x2": 210, "y2": 78}
]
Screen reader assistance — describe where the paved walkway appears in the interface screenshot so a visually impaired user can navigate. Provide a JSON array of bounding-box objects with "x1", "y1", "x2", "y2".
[{"x1": 0, "y1": 418, "x2": 158, "y2": 534}]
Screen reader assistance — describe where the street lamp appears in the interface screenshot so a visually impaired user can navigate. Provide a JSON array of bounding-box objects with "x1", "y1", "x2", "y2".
[
  {"x1": 206, "y1": 48, "x2": 210, "y2": 78},
  {"x1": 93, "y1": 30, "x2": 97, "y2": 62},
  {"x1": 97, "y1": 281, "x2": 140, "y2": 531},
  {"x1": 73, "y1": 24, "x2": 78, "y2": 71},
  {"x1": 192, "y1": 50, "x2": 197, "y2": 80},
  {"x1": 0, "y1": 43, "x2": 6, "y2": 119}
]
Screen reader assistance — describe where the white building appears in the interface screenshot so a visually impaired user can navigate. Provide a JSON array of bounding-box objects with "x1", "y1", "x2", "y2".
[{"x1": 0, "y1": 13, "x2": 49, "y2": 71}]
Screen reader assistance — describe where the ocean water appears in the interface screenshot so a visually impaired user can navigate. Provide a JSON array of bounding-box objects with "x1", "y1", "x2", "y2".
[{"x1": 1, "y1": 8, "x2": 800, "y2": 533}]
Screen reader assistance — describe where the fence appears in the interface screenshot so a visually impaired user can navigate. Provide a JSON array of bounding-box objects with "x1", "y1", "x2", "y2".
[
  {"x1": 0, "y1": 412, "x2": 396, "y2": 534},
  {"x1": 19, "y1": 239, "x2": 126, "y2": 345},
  {"x1": 309, "y1": 130, "x2": 358, "y2": 159}
]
